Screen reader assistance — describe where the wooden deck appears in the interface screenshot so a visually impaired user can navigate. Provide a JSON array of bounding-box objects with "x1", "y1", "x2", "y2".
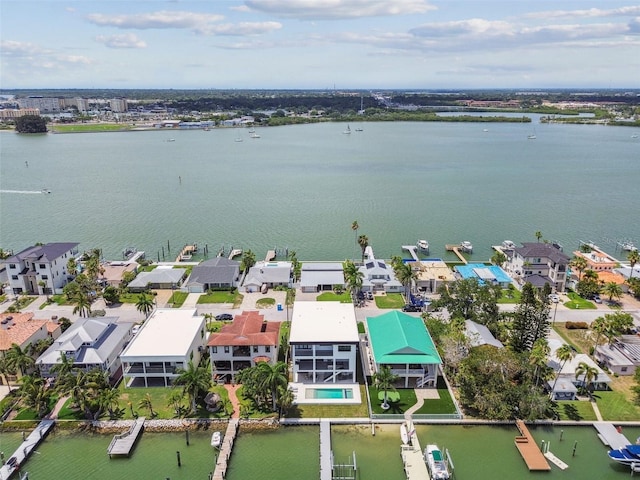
[
  {"x1": 594, "y1": 422, "x2": 631, "y2": 450},
  {"x1": 107, "y1": 417, "x2": 145, "y2": 457},
  {"x1": 402, "y1": 246, "x2": 420, "y2": 262},
  {"x1": 0, "y1": 419, "x2": 55, "y2": 480},
  {"x1": 445, "y1": 245, "x2": 468, "y2": 264},
  {"x1": 212, "y1": 419, "x2": 239, "y2": 480},
  {"x1": 176, "y1": 244, "x2": 198, "y2": 262},
  {"x1": 514, "y1": 420, "x2": 551, "y2": 471},
  {"x1": 265, "y1": 250, "x2": 276, "y2": 261}
]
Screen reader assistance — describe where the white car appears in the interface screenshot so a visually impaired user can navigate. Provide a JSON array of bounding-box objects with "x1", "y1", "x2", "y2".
[{"x1": 549, "y1": 294, "x2": 559, "y2": 303}]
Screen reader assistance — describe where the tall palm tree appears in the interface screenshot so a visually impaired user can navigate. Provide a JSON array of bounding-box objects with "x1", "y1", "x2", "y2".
[
  {"x1": 591, "y1": 316, "x2": 609, "y2": 355},
  {"x1": 394, "y1": 262, "x2": 418, "y2": 301},
  {"x1": 50, "y1": 352, "x2": 76, "y2": 387},
  {"x1": 240, "y1": 249, "x2": 256, "y2": 273},
  {"x1": 549, "y1": 344, "x2": 575, "y2": 399},
  {"x1": 628, "y1": 250, "x2": 640, "y2": 280},
  {"x1": 5, "y1": 343, "x2": 35, "y2": 378},
  {"x1": 575, "y1": 361, "x2": 599, "y2": 397},
  {"x1": 0, "y1": 357, "x2": 14, "y2": 392},
  {"x1": 601, "y1": 281, "x2": 623, "y2": 303},
  {"x1": 373, "y1": 365, "x2": 399, "y2": 410},
  {"x1": 100, "y1": 387, "x2": 122, "y2": 419},
  {"x1": 528, "y1": 338, "x2": 551, "y2": 387},
  {"x1": 357, "y1": 234, "x2": 369, "y2": 264},
  {"x1": 343, "y1": 260, "x2": 364, "y2": 303},
  {"x1": 256, "y1": 361, "x2": 289, "y2": 412},
  {"x1": 136, "y1": 293, "x2": 154, "y2": 318},
  {"x1": 19, "y1": 375, "x2": 52, "y2": 418},
  {"x1": 569, "y1": 256, "x2": 588, "y2": 281},
  {"x1": 351, "y1": 220, "x2": 359, "y2": 261},
  {"x1": 139, "y1": 393, "x2": 156, "y2": 417},
  {"x1": 535, "y1": 231, "x2": 543, "y2": 242},
  {"x1": 173, "y1": 359, "x2": 212, "y2": 414}
]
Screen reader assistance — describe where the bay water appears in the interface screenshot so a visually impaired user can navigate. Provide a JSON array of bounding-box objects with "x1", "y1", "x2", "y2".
[{"x1": 1, "y1": 120, "x2": 639, "y2": 261}]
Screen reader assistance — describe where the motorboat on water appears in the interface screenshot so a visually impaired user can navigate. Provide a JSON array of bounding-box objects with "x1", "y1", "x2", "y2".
[
  {"x1": 608, "y1": 444, "x2": 640, "y2": 466},
  {"x1": 501, "y1": 240, "x2": 516, "y2": 250},
  {"x1": 424, "y1": 444, "x2": 450, "y2": 480},
  {"x1": 400, "y1": 423, "x2": 409, "y2": 445},
  {"x1": 417, "y1": 239, "x2": 429, "y2": 252},
  {"x1": 460, "y1": 241, "x2": 473, "y2": 253},
  {"x1": 211, "y1": 431, "x2": 222, "y2": 448}
]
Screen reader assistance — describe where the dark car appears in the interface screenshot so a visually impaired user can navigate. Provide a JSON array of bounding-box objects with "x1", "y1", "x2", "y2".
[
  {"x1": 215, "y1": 313, "x2": 234, "y2": 321},
  {"x1": 402, "y1": 304, "x2": 421, "y2": 312}
]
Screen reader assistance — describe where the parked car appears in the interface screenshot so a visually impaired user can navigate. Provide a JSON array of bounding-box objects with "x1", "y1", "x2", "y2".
[
  {"x1": 593, "y1": 295, "x2": 602, "y2": 304},
  {"x1": 367, "y1": 291, "x2": 374, "y2": 300},
  {"x1": 215, "y1": 313, "x2": 234, "y2": 321},
  {"x1": 549, "y1": 294, "x2": 559, "y2": 303},
  {"x1": 402, "y1": 304, "x2": 421, "y2": 312}
]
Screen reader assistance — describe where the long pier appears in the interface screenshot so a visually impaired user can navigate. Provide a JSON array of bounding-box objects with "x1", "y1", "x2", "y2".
[
  {"x1": 400, "y1": 421, "x2": 430, "y2": 480},
  {"x1": 514, "y1": 420, "x2": 551, "y2": 471},
  {"x1": 445, "y1": 245, "x2": 468, "y2": 264},
  {"x1": 212, "y1": 419, "x2": 239, "y2": 480},
  {"x1": 594, "y1": 422, "x2": 631, "y2": 450},
  {"x1": 0, "y1": 419, "x2": 55, "y2": 479},
  {"x1": 320, "y1": 420, "x2": 332, "y2": 480},
  {"x1": 107, "y1": 417, "x2": 145, "y2": 457},
  {"x1": 402, "y1": 246, "x2": 420, "y2": 262}
]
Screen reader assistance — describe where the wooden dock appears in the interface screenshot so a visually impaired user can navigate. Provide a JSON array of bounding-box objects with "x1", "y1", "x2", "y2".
[
  {"x1": 402, "y1": 245, "x2": 420, "y2": 262},
  {"x1": 320, "y1": 420, "x2": 332, "y2": 480},
  {"x1": 0, "y1": 419, "x2": 55, "y2": 480},
  {"x1": 400, "y1": 420, "x2": 430, "y2": 480},
  {"x1": 445, "y1": 245, "x2": 468, "y2": 264},
  {"x1": 265, "y1": 250, "x2": 276, "y2": 262},
  {"x1": 514, "y1": 420, "x2": 551, "y2": 471},
  {"x1": 594, "y1": 422, "x2": 631, "y2": 450},
  {"x1": 228, "y1": 248, "x2": 242, "y2": 259},
  {"x1": 176, "y1": 244, "x2": 197, "y2": 262},
  {"x1": 212, "y1": 419, "x2": 239, "y2": 480},
  {"x1": 107, "y1": 417, "x2": 145, "y2": 457}
]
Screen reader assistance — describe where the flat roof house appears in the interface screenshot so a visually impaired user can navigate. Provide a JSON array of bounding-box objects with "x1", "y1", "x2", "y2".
[
  {"x1": 366, "y1": 311, "x2": 441, "y2": 388},
  {"x1": 37, "y1": 317, "x2": 133, "y2": 384},
  {"x1": 186, "y1": 257, "x2": 240, "y2": 293},
  {"x1": 4, "y1": 242, "x2": 79, "y2": 295},
  {"x1": 409, "y1": 259, "x2": 456, "y2": 294},
  {"x1": 208, "y1": 311, "x2": 281, "y2": 383},
  {"x1": 289, "y1": 302, "x2": 359, "y2": 383},
  {"x1": 300, "y1": 263, "x2": 345, "y2": 293},
  {"x1": 120, "y1": 309, "x2": 207, "y2": 387},
  {"x1": 455, "y1": 263, "x2": 513, "y2": 289}
]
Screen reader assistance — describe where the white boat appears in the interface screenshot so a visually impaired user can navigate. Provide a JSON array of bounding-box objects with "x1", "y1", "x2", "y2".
[
  {"x1": 501, "y1": 240, "x2": 515, "y2": 250},
  {"x1": 41, "y1": 189, "x2": 51, "y2": 194},
  {"x1": 355, "y1": 127, "x2": 363, "y2": 132},
  {"x1": 460, "y1": 241, "x2": 473, "y2": 253},
  {"x1": 343, "y1": 125, "x2": 351, "y2": 134},
  {"x1": 166, "y1": 138, "x2": 175, "y2": 142},
  {"x1": 250, "y1": 133, "x2": 261, "y2": 139},
  {"x1": 248, "y1": 128, "x2": 256, "y2": 133},
  {"x1": 234, "y1": 137, "x2": 243, "y2": 142},
  {"x1": 400, "y1": 423, "x2": 409, "y2": 445},
  {"x1": 527, "y1": 134, "x2": 537, "y2": 140},
  {"x1": 211, "y1": 431, "x2": 222, "y2": 448},
  {"x1": 417, "y1": 240, "x2": 430, "y2": 252},
  {"x1": 619, "y1": 241, "x2": 637, "y2": 252},
  {"x1": 424, "y1": 444, "x2": 450, "y2": 480},
  {"x1": 608, "y1": 444, "x2": 640, "y2": 466}
]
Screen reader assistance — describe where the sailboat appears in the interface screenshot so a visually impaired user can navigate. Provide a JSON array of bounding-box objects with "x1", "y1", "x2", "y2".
[
  {"x1": 528, "y1": 127, "x2": 537, "y2": 140},
  {"x1": 343, "y1": 125, "x2": 351, "y2": 134}
]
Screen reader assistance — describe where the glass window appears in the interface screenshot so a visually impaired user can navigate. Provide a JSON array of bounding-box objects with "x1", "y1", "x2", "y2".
[
  {"x1": 224, "y1": 346, "x2": 230, "y2": 353},
  {"x1": 212, "y1": 347, "x2": 217, "y2": 353}
]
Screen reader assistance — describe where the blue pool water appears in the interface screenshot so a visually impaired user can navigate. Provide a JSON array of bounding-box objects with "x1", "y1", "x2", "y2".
[{"x1": 306, "y1": 388, "x2": 354, "y2": 399}]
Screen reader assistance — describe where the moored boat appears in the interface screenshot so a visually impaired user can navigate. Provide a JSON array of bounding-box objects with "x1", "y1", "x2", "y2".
[
  {"x1": 460, "y1": 241, "x2": 473, "y2": 253},
  {"x1": 417, "y1": 239, "x2": 429, "y2": 252},
  {"x1": 608, "y1": 444, "x2": 640, "y2": 466},
  {"x1": 501, "y1": 240, "x2": 515, "y2": 250},
  {"x1": 211, "y1": 431, "x2": 222, "y2": 448},
  {"x1": 400, "y1": 423, "x2": 409, "y2": 445},
  {"x1": 424, "y1": 444, "x2": 450, "y2": 480}
]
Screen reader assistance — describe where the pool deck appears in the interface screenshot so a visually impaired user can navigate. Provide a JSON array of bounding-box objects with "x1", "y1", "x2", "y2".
[{"x1": 514, "y1": 420, "x2": 551, "y2": 471}]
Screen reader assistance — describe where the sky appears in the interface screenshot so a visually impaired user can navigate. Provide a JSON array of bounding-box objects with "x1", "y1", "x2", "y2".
[{"x1": 1, "y1": 0, "x2": 639, "y2": 89}]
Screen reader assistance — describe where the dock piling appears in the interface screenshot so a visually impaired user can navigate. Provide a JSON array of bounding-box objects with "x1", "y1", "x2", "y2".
[{"x1": 177, "y1": 451, "x2": 181, "y2": 467}]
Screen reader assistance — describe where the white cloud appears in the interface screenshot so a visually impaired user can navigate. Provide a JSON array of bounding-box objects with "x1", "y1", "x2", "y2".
[
  {"x1": 95, "y1": 33, "x2": 147, "y2": 49},
  {"x1": 199, "y1": 21, "x2": 282, "y2": 36},
  {"x1": 525, "y1": 6, "x2": 640, "y2": 20},
  {"x1": 244, "y1": 0, "x2": 436, "y2": 20},
  {"x1": 0, "y1": 40, "x2": 44, "y2": 56},
  {"x1": 85, "y1": 10, "x2": 225, "y2": 33},
  {"x1": 0, "y1": 40, "x2": 92, "y2": 68}
]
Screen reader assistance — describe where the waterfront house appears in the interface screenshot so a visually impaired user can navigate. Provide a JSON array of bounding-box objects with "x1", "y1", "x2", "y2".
[
  {"x1": 4, "y1": 242, "x2": 79, "y2": 295},
  {"x1": 289, "y1": 302, "x2": 359, "y2": 383},
  {"x1": 101, "y1": 261, "x2": 138, "y2": 287},
  {"x1": 242, "y1": 261, "x2": 292, "y2": 293},
  {"x1": 454, "y1": 263, "x2": 513, "y2": 289},
  {"x1": 127, "y1": 266, "x2": 187, "y2": 292},
  {"x1": 37, "y1": 317, "x2": 133, "y2": 384},
  {"x1": 207, "y1": 311, "x2": 281, "y2": 383},
  {"x1": 408, "y1": 259, "x2": 456, "y2": 294},
  {"x1": 0, "y1": 312, "x2": 61, "y2": 386},
  {"x1": 572, "y1": 246, "x2": 618, "y2": 272},
  {"x1": 595, "y1": 336, "x2": 640, "y2": 376},
  {"x1": 120, "y1": 309, "x2": 207, "y2": 387},
  {"x1": 365, "y1": 311, "x2": 441, "y2": 388},
  {"x1": 358, "y1": 259, "x2": 402, "y2": 294},
  {"x1": 185, "y1": 257, "x2": 240, "y2": 293},
  {"x1": 504, "y1": 242, "x2": 569, "y2": 292},
  {"x1": 465, "y1": 320, "x2": 504, "y2": 349},
  {"x1": 299, "y1": 262, "x2": 345, "y2": 293}
]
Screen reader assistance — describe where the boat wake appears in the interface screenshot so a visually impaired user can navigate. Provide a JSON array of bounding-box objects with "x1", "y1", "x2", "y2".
[{"x1": 0, "y1": 189, "x2": 48, "y2": 195}]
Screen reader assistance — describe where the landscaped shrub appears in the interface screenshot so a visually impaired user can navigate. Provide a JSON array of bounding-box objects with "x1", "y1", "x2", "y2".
[{"x1": 566, "y1": 321, "x2": 588, "y2": 329}]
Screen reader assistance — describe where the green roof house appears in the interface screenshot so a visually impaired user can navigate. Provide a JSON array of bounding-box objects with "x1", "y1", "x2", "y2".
[{"x1": 366, "y1": 311, "x2": 441, "y2": 388}]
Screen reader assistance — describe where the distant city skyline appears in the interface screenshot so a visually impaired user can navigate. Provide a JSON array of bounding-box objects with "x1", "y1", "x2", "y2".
[{"x1": 1, "y1": 1, "x2": 639, "y2": 90}]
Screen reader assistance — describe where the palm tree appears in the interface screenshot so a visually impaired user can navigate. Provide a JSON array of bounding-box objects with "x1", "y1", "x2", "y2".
[
  {"x1": 373, "y1": 365, "x2": 399, "y2": 410},
  {"x1": 255, "y1": 361, "x2": 289, "y2": 412},
  {"x1": 575, "y1": 361, "x2": 599, "y2": 397},
  {"x1": 549, "y1": 344, "x2": 575, "y2": 399},
  {"x1": 351, "y1": 220, "x2": 359, "y2": 261},
  {"x1": 343, "y1": 260, "x2": 364, "y2": 303},
  {"x1": 529, "y1": 339, "x2": 550, "y2": 388},
  {"x1": 591, "y1": 316, "x2": 609, "y2": 355},
  {"x1": 136, "y1": 293, "x2": 154, "y2": 318},
  {"x1": 173, "y1": 359, "x2": 212, "y2": 414},
  {"x1": 19, "y1": 375, "x2": 52, "y2": 418},
  {"x1": 5, "y1": 343, "x2": 35, "y2": 378},
  {"x1": 394, "y1": 262, "x2": 417, "y2": 301},
  {"x1": 0, "y1": 357, "x2": 14, "y2": 392},
  {"x1": 601, "y1": 281, "x2": 623, "y2": 303},
  {"x1": 569, "y1": 256, "x2": 588, "y2": 281},
  {"x1": 240, "y1": 249, "x2": 256, "y2": 273},
  {"x1": 167, "y1": 390, "x2": 185, "y2": 417},
  {"x1": 50, "y1": 352, "x2": 76, "y2": 387},
  {"x1": 357, "y1": 234, "x2": 369, "y2": 264},
  {"x1": 491, "y1": 251, "x2": 507, "y2": 268},
  {"x1": 100, "y1": 387, "x2": 121, "y2": 419},
  {"x1": 535, "y1": 231, "x2": 543, "y2": 242},
  {"x1": 628, "y1": 250, "x2": 640, "y2": 280},
  {"x1": 139, "y1": 393, "x2": 156, "y2": 417},
  {"x1": 72, "y1": 291, "x2": 92, "y2": 318},
  {"x1": 66, "y1": 258, "x2": 78, "y2": 277}
]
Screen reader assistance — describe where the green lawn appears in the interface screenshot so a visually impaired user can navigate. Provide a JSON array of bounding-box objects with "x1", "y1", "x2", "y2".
[
  {"x1": 288, "y1": 385, "x2": 370, "y2": 418},
  {"x1": 255, "y1": 297, "x2": 276, "y2": 308},
  {"x1": 316, "y1": 292, "x2": 352, "y2": 303},
  {"x1": 553, "y1": 324, "x2": 590, "y2": 354},
  {"x1": 565, "y1": 292, "x2": 596, "y2": 309},
  {"x1": 197, "y1": 290, "x2": 243, "y2": 307},
  {"x1": 498, "y1": 288, "x2": 521, "y2": 304},
  {"x1": 374, "y1": 294, "x2": 405, "y2": 309},
  {"x1": 50, "y1": 123, "x2": 131, "y2": 133},
  {"x1": 369, "y1": 387, "x2": 416, "y2": 415},
  {"x1": 552, "y1": 400, "x2": 598, "y2": 421},
  {"x1": 168, "y1": 291, "x2": 188, "y2": 307},
  {"x1": 47, "y1": 294, "x2": 72, "y2": 306},
  {"x1": 593, "y1": 390, "x2": 640, "y2": 421},
  {"x1": 119, "y1": 292, "x2": 153, "y2": 304}
]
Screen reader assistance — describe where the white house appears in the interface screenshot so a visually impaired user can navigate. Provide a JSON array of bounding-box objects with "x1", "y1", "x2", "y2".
[
  {"x1": 4, "y1": 242, "x2": 79, "y2": 295},
  {"x1": 299, "y1": 262, "x2": 345, "y2": 293},
  {"x1": 120, "y1": 309, "x2": 207, "y2": 387},
  {"x1": 242, "y1": 261, "x2": 291, "y2": 292},
  {"x1": 207, "y1": 311, "x2": 281, "y2": 383},
  {"x1": 595, "y1": 336, "x2": 640, "y2": 376},
  {"x1": 504, "y1": 242, "x2": 570, "y2": 292},
  {"x1": 37, "y1": 317, "x2": 133, "y2": 384},
  {"x1": 289, "y1": 302, "x2": 359, "y2": 383}
]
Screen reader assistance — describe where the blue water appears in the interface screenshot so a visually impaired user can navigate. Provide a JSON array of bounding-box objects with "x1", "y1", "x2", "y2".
[{"x1": 306, "y1": 387, "x2": 354, "y2": 399}]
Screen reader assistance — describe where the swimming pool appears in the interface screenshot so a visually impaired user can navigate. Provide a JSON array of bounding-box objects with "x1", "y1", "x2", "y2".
[{"x1": 292, "y1": 383, "x2": 362, "y2": 404}]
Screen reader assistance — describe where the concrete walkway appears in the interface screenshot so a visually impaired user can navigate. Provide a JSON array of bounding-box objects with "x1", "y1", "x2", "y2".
[
  {"x1": 591, "y1": 400, "x2": 604, "y2": 422},
  {"x1": 45, "y1": 395, "x2": 69, "y2": 420}
]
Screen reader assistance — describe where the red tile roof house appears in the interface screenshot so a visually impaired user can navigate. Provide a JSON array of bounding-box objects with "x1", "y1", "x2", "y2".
[
  {"x1": 207, "y1": 311, "x2": 281, "y2": 384},
  {"x1": 0, "y1": 312, "x2": 61, "y2": 386}
]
